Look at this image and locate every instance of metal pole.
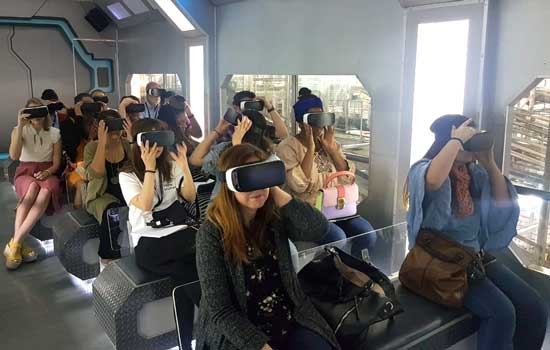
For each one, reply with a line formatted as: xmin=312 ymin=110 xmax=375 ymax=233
xmin=115 ymin=28 xmax=121 ymax=101
xmin=72 ymin=40 xmax=77 ymax=96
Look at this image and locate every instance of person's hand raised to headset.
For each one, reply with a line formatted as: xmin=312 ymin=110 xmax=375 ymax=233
xmin=232 ymin=117 xmax=253 ymax=146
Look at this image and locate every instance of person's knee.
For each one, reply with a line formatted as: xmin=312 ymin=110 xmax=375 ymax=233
xmin=323 ymin=223 xmax=346 ymax=243
xmin=492 ymin=297 xmax=517 ymax=334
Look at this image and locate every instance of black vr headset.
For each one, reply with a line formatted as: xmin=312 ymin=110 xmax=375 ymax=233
xmin=147 ymin=88 xmax=173 ymax=99
xmin=223 ymin=107 xmax=242 ymax=125
xmin=23 ymin=106 xmax=49 ymax=119
xmin=126 ymin=103 xmax=146 ymax=113
xmin=102 ymin=117 xmax=124 ymax=132
xmin=240 ymin=100 xmax=264 ymax=112
xmin=81 ymin=102 xmax=103 ymax=115
xmin=304 ymin=112 xmax=336 ymax=128
xmin=93 ymin=95 xmax=109 ymax=104
xmin=47 ymin=101 xmax=64 ymax=114
xmin=464 ymin=131 xmax=494 ymax=152
xmin=136 ymin=130 xmax=175 ymax=147
xmin=224 ymin=155 xmax=286 ymax=192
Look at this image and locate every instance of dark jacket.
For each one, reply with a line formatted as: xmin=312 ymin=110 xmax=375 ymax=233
xmin=195 ymin=199 xmax=341 ymax=350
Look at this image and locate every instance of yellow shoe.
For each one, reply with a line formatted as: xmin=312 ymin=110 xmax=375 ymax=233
xmin=3 ymin=240 xmax=22 ymax=270
xmin=22 ymin=245 xmax=38 ymax=263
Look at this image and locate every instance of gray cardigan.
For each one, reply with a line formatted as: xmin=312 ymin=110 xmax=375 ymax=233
xmin=195 ymin=199 xmax=341 ymax=350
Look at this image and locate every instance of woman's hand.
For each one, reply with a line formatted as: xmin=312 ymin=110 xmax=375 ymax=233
xmin=215 ymin=118 xmax=231 ymax=135
xmin=169 ymin=142 xmax=188 ymax=168
xmin=475 ymin=145 xmax=497 ymax=170
xmin=74 ymin=101 xmax=84 ymax=116
xmin=17 ymin=108 xmax=30 ymax=127
xmin=257 ymin=96 xmax=273 ymax=111
xmin=302 ymin=123 xmax=315 ymax=151
xmin=123 ymin=119 xmax=133 ymax=142
xmin=141 ymin=140 xmax=158 ymax=171
xmin=34 ymin=169 xmax=51 ymax=181
xmin=97 ymin=120 xmax=109 ymax=146
xmin=184 ymin=102 xmax=193 ymax=118
xmin=119 ymin=97 xmax=136 ymax=110
xmin=451 ymin=119 xmax=477 ymax=144
xmin=320 ymin=126 xmax=338 ymax=154
xmin=261 ymin=344 xmax=274 ymax=350
xmin=232 ymin=117 xmax=253 ymax=145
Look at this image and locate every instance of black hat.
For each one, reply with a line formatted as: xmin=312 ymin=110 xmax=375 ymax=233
xmin=424 ymin=114 xmax=476 ymax=159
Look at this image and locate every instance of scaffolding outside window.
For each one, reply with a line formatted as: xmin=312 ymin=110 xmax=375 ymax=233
xmin=128 ymin=73 xmax=183 ymax=102
xmin=503 ymin=78 xmax=550 ymax=275
xmin=221 ymin=74 xmax=371 ymax=200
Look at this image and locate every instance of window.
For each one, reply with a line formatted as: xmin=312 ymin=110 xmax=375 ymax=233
xmin=221 ymin=74 xmax=371 ymax=200
xmin=189 ymin=45 xmax=205 ymax=139
xmin=128 ymin=73 xmax=183 ymax=101
xmin=409 ymin=19 xmax=470 ymax=164
xmin=504 ymin=78 xmax=550 ymax=274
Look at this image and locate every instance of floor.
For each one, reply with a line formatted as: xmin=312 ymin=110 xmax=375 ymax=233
xmin=1 ymin=177 xmax=550 ymax=350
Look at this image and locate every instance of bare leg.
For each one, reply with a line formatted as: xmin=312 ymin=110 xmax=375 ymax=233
xmin=13 ymin=188 xmax=51 ymax=244
xmin=73 ymin=180 xmax=83 ymax=209
xmin=14 ymin=182 xmax=40 ymax=234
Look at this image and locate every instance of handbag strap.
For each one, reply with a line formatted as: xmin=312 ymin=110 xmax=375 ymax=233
xmin=324 ymin=170 xmax=356 ymax=188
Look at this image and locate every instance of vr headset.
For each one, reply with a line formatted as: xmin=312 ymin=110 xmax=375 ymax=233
xmin=103 ymin=117 xmax=124 ymax=132
xmin=23 ymin=106 xmax=49 ymax=119
xmin=464 ymin=131 xmax=494 ymax=152
xmin=223 ymin=107 xmax=242 ymax=125
xmin=304 ymin=112 xmax=336 ymax=128
xmin=240 ymin=100 xmax=264 ymax=112
xmin=126 ymin=103 xmax=146 ymax=113
xmin=81 ymin=102 xmax=103 ymax=114
xmin=147 ymin=88 xmax=173 ymax=99
xmin=136 ymin=130 xmax=175 ymax=147
xmin=47 ymin=101 xmax=64 ymax=114
xmin=93 ymin=95 xmax=109 ymax=104
xmin=224 ymin=156 xmax=286 ymax=192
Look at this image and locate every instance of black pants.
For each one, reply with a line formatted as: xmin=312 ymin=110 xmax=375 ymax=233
xmin=135 ymin=229 xmax=201 ymax=350
xmin=98 ymin=203 xmax=122 ymax=260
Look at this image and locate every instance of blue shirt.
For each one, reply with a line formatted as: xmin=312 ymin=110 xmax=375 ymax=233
xmin=201 ymin=141 xmax=232 ymax=200
xmin=144 ymin=102 xmax=160 ymax=119
xmin=407 ymin=160 xmax=519 ymax=251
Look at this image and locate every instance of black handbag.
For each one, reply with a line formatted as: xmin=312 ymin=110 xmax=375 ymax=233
xmin=298 ymin=247 xmax=403 ymax=347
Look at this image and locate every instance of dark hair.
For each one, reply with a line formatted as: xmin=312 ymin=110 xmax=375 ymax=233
xmin=120 ymin=95 xmax=140 ymax=104
xmin=298 ymin=87 xmax=312 ymax=98
xmin=241 ymin=110 xmax=273 ymax=152
xmin=207 ymin=144 xmax=279 ymax=264
xmin=232 ymin=90 xmax=256 ymax=106
xmin=41 ymin=89 xmax=58 ymax=101
xmin=98 ymin=109 xmax=121 ymax=121
xmin=74 ymin=92 xmax=92 ymax=105
xmin=125 ymin=119 xmax=173 ymax=183
xmin=168 ymin=95 xmax=186 ymax=111
xmin=157 ymin=104 xmax=185 ymax=143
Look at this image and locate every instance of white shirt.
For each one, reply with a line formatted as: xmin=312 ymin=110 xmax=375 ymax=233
xmin=144 ymin=101 xmax=160 ymax=119
xmin=18 ymin=125 xmax=60 ymax=163
xmin=119 ymin=162 xmax=184 ymax=246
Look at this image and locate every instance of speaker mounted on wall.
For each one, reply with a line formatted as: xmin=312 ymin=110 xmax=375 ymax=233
xmin=85 ymin=7 xmax=112 ymax=32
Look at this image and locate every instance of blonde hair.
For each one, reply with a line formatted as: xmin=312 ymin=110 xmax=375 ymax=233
xmin=25 ymin=98 xmax=51 ymax=131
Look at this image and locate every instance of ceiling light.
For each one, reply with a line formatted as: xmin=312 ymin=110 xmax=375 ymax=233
xmin=107 ymin=2 xmax=131 ymax=20
xmin=123 ymin=0 xmax=149 ymax=15
xmin=152 ymin=0 xmax=195 ymax=32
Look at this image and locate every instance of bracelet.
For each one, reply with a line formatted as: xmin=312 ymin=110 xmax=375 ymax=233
xmin=449 ymin=137 xmax=465 ymax=149
xmin=145 ymin=169 xmax=156 ymax=174
xmin=267 ymin=107 xmax=275 ymax=113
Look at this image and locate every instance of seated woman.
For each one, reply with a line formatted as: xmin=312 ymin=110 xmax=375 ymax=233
xmin=196 ymin=143 xmax=339 ymax=350
xmin=405 ymin=115 xmax=548 ymax=350
xmin=190 ymin=108 xmax=287 ymax=199
xmin=6 ymin=98 xmax=63 ymax=269
xmin=119 ymin=119 xmax=200 ymax=350
xmin=118 ymin=95 xmax=142 ymax=123
xmin=84 ymin=110 xmax=132 ymax=267
xmin=157 ymin=103 xmax=198 ymax=156
xmin=276 ymin=91 xmax=376 ymax=256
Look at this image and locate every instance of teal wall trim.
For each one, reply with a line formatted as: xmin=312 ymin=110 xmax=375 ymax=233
xmin=0 ymin=16 xmax=114 ymax=92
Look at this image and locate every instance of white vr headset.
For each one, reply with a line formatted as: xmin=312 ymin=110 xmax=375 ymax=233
xmin=303 ymin=112 xmax=336 ymax=128
xmin=224 ymin=155 xmax=286 ymax=192
xmin=136 ymin=130 xmax=175 ymax=147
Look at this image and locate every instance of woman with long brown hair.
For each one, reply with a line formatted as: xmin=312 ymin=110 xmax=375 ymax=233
xmin=195 ymin=143 xmax=339 ymax=350
xmin=6 ymin=98 xmax=62 ymax=269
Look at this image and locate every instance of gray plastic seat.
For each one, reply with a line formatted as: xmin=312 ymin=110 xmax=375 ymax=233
xmin=93 ymin=255 xmax=178 ymax=350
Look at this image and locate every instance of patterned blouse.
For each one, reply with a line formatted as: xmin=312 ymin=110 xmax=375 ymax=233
xmin=244 ymin=244 xmax=294 ymax=346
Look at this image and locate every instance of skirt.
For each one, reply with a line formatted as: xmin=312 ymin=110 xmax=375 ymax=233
xmin=14 ymin=161 xmax=63 ymax=215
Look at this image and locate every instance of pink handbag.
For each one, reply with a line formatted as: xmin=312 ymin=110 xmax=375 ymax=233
xmin=315 ymin=171 xmax=359 ymax=220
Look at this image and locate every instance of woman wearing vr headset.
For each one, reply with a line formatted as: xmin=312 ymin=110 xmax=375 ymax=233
xmin=157 ymin=95 xmax=202 ymax=156
xmin=404 ymin=115 xmax=547 ymax=350
xmin=6 ymin=98 xmax=63 ymax=270
xmin=276 ymin=91 xmax=376 ymax=257
xmin=119 ymin=119 xmax=200 ymax=350
xmin=196 ymin=143 xmax=339 ymax=350
xmin=84 ymin=110 xmax=132 ymax=268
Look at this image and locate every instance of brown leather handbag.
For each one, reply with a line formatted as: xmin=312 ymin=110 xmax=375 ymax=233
xmin=399 ymin=229 xmax=485 ymax=308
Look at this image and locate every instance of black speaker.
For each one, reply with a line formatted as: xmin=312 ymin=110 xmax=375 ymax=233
xmin=85 ymin=7 xmax=112 ymax=32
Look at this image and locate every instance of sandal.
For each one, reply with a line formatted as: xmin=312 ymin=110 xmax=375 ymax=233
xmin=22 ymin=245 xmax=38 ymax=263
xmin=3 ymin=240 xmax=22 ymax=270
